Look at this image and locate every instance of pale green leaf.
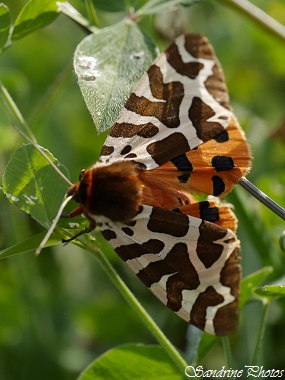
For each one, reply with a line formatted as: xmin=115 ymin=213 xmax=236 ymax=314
xmin=78 ymin=344 xmax=184 ymax=380
xmin=74 ymin=21 xmax=157 ymax=133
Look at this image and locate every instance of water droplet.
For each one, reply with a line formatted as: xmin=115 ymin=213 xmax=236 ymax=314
xmin=130 ymin=51 xmax=145 ymax=60
xmin=6 ymin=193 xmax=19 ymax=202
xmin=77 ymin=54 xmax=100 ymax=82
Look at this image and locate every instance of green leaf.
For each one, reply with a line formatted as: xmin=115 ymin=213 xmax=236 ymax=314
xmin=239 ymin=267 xmax=273 ymax=307
xmin=74 ymin=21 xmax=157 ymax=133
xmin=255 ymin=285 xmax=285 ymax=300
xmin=137 ymin=0 xmax=202 ymax=16
xmin=77 ymin=344 xmax=184 ymax=380
xmin=2 ymin=143 xmax=69 ymax=228
xmin=0 ymin=232 xmax=61 ymax=259
xmin=12 ymin=0 xmax=64 ymax=40
xmin=0 ymin=3 xmax=11 ymax=51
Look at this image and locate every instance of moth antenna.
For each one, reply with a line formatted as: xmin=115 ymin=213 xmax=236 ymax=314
xmin=12 ymin=123 xmax=73 ymax=187
xmin=35 ymin=195 xmax=73 ymax=256
xmin=239 ymin=177 xmax=285 ymax=221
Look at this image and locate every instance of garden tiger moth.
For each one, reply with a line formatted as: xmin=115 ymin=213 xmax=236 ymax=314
xmin=63 ymin=33 xmax=252 ymax=335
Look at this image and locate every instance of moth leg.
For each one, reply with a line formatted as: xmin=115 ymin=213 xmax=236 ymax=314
xmin=61 ymin=206 xmax=96 ymax=243
xmin=62 ymin=223 xmax=96 ymax=243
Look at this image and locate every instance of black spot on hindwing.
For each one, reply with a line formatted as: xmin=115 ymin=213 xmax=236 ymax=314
xmin=212 ymin=156 xmax=235 ymax=172
xmin=212 ymin=175 xmax=226 ymax=196
xmin=171 ymin=154 xmax=193 ymax=171
xmin=199 ymin=201 xmax=220 ymax=223
xmin=178 ymin=173 xmax=190 ymax=183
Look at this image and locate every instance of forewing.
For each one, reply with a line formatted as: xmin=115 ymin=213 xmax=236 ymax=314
xmin=100 ymin=34 xmax=233 ymax=169
xmin=99 ymin=204 xmax=240 ymax=336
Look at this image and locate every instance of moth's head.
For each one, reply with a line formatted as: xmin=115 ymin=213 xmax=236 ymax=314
xmin=67 ymin=169 xmax=89 ymax=205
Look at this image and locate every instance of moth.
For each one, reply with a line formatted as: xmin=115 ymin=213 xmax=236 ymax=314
xmin=65 ymin=33 xmax=251 ymax=335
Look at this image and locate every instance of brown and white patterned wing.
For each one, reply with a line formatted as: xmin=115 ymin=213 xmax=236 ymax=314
xmin=100 ymin=33 xmax=233 ymax=170
xmin=99 ymin=204 xmax=240 ymax=336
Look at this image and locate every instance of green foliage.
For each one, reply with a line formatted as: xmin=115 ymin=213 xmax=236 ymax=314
xmin=255 ymin=285 xmax=285 ymax=299
xmin=74 ymin=21 xmax=157 ymax=132
xmin=1 ymin=0 xmax=285 ymax=379
xmin=78 ymin=344 xmax=184 ymax=380
xmin=12 ymin=0 xmax=64 ymax=40
xmin=0 ymin=3 xmax=10 ymax=51
xmin=239 ymin=267 xmax=273 ymax=307
xmin=2 ymin=144 xmax=69 ymax=228
xmin=0 ymin=231 xmax=61 ymax=258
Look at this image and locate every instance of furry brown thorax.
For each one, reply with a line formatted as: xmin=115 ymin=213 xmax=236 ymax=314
xmin=67 ymin=161 xmax=144 ymax=222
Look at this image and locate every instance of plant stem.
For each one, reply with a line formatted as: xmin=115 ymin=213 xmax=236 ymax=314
xmin=0 ymin=82 xmax=36 ymax=143
xmin=222 ymin=336 xmax=233 ymax=368
xmin=218 ymin=0 xmax=285 ymax=44
xmin=28 ymin=62 xmax=73 ymax=130
xmin=85 ymin=0 xmax=100 ymax=27
xmin=251 ymin=300 xmax=269 ymax=365
xmin=58 ymin=2 xmax=97 ymax=34
xmin=86 ymin=242 xmax=188 ymax=371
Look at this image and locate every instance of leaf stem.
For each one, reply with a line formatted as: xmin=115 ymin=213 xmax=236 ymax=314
xmin=85 ymin=0 xmax=100 ymax=27
xmin=0 ymin=82 xmax=36 ymax=143
xmin=222 ymin=336 xmax=233 ymax=368
xmin=251 ymin=300 xmax=269 ymax=365
xmin=58 ymin=1 xmax=97 ymax=34
xmin=0 ymin=83 xmax=72 ymax=186
xmin=87 ymin=241 xmax=188 ymax=371
xmin=218 ymin=0 xmax=285 ymax=44
xmin=28 ymin=62 xmax=73 ymax=129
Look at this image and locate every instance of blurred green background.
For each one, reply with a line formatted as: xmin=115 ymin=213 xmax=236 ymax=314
xmin=1 ymin=1 xmax=285 ymax=379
